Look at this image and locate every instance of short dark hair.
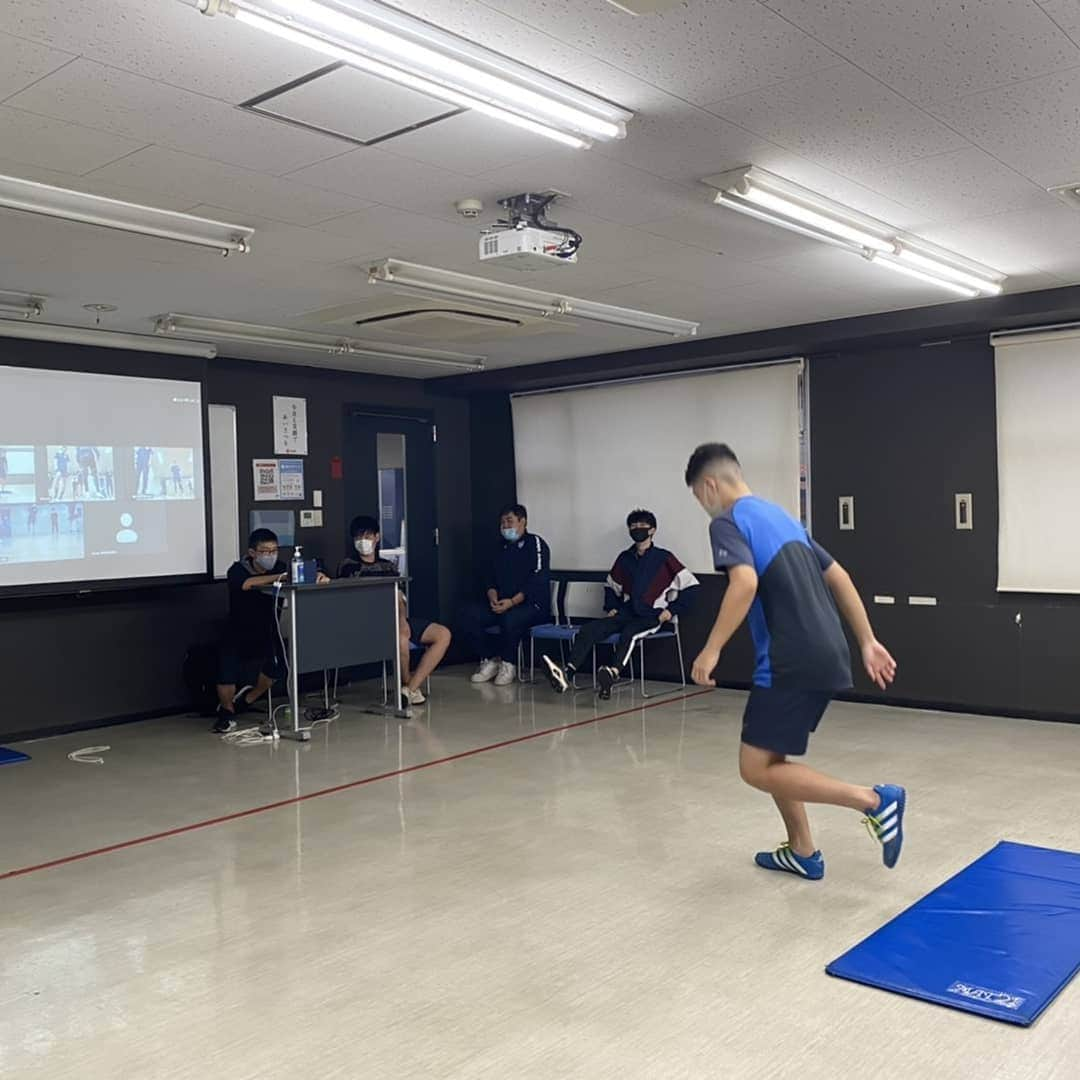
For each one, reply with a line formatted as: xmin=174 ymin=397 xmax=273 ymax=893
xmin=684 ymin=443 xmax=740 ymax=486
xmin=499 ymin=502 xmax=527 ymax=520
xmin=248 ymin=527 xmax=278 ymax=549
xmin=626 ymin=508 xmax=657 ymax=530
xmin=349 ymin=514 xmax=380 ymax=538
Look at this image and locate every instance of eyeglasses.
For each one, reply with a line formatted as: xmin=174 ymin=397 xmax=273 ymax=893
xmin=255 ymin=546 xmax=280 ymax=556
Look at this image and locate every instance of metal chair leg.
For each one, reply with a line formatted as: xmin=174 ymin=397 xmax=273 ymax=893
xmin=676 ymin=625 xmax=686 ymax=690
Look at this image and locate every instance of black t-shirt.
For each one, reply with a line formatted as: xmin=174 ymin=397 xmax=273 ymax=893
xmin=337 ymin=555 xmax=398 ymax=579
xmin=226 ymin=557 xmax=286 ymax=657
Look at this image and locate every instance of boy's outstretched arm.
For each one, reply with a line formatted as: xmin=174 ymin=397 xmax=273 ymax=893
xmin=823 ymin=562 xmax=897 ymax=690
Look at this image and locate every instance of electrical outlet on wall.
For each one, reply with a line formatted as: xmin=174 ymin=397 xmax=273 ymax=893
xmin=955 ymin=493 xmax=973 ymax=530
xmin=839 ymin=495 xmax=855 ymax=531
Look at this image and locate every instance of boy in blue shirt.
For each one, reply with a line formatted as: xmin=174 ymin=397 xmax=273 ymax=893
xmin=685 ymin=443 xmax=904 ymax=880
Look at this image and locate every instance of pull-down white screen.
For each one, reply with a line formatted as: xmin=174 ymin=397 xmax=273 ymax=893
xmin=0 ymin=365 xmax=207 ymax=589
xmin=512 ymin=363 xmax=802 ymax=572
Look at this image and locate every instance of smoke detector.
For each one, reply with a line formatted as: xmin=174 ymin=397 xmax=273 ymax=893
xmin=455 ymin=198 xmax=484 ymax=219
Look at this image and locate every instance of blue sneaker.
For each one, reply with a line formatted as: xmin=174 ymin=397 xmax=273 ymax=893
xmin=864 ymin=784 xmax=907 ymax=868
xmin=754 ymin=843 xmax=825 ymax=880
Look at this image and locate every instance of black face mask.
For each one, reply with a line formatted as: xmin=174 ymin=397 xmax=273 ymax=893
xmin=629 ymin=527 xmax=651 ymax=543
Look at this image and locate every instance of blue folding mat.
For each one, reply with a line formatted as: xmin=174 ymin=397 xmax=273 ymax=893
xmin=0 ymin=747 xmax=30 ymax=766
xmin=827 ymin=841 xmax=1080 ymax=1026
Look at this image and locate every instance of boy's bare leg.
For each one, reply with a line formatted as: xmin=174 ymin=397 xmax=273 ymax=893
xmin=772 ymin=793 xmax=815 ymax=858
xmin=740 ymin=743 xmax=876 ymax=814
xmin=408 ymin=625 xmax=452 ymax=691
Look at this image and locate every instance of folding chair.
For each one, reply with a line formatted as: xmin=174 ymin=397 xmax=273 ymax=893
xmin=528 ymin=580 xmax=583 ymax=685
xmin=598 ymin=617 xmax=686 ymax=699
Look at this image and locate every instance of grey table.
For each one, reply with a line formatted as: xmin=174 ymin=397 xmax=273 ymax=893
xmin=263 ymin=576 xmax=408 ymax=740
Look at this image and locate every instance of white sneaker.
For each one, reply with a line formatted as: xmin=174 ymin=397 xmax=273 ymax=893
xmin=471 ymin=659 xmax=500 ymax=683
xmin=494 ymin=661 xmax=517 ymax=687
xmin=403 ymin=686 xmax=426 ymax=705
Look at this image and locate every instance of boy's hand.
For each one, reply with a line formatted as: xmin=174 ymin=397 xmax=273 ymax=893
xmin=492 ymin=598 xmax=513 ymax=614
xmin=691 ymin=647 xmax=720 ymax=687
xmin=316 ymin=572 xmax=330 ymax=585
xmin=861 ymin=639 xmax=897 ymax=690
xmin=658 ymin=610 xmax=673 ymax=624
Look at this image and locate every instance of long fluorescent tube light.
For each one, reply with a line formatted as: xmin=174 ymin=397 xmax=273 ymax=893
xmin=367 ymin=259 xmax=699 ymax=337
xmin=0 ymin=319 xmax=217 ymax=358
xmin=155 ymin=314 xmax=485 ymax=370
xmin=865 ymin=254 xmax=979 ymax=298
xmin=0 ymin=295 xmax=44 ymax=319
xmin=199 ymin=0 xmax=631 ymax=148
xmin=0 ymin=174 xmax=254 ymax=255
xmin=704 ymin=165 xmax=1005 ymax=299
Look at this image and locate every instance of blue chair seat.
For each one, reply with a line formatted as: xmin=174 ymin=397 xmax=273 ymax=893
xmin=531 ymin=624 xmax=580 ymax=641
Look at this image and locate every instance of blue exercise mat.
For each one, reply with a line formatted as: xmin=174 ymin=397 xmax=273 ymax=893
xmin=0 ymin=747 xmax=30 ymax=766
xmin=827 ymin=841 xmax=1080 ymax=1026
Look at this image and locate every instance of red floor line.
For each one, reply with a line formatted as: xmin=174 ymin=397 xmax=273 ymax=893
xmin=1 ymin=688 xmax=713 ymax=883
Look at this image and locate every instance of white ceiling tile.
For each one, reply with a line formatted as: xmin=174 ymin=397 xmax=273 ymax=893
xmin=309 ymin=205 xmax=479 ymax=266
xmin=707 ymin=66 xmax=968 ymax=175
xmin=636 ymin=207 xmax=824 ymax=261
xmin=288 ymin=145 xmax=476 ymax=219
xmin=918 ymin=202 xmax=1080 ymax=274
xmin=477 ymin=0 xmax=838 ymax=104
xmin=1039 ymin=1 xmax=1080 ymax=42
xmin=378 ymin=113 xmax=554 ymax=178
xmin=0 ymin=106 xmax=146 ymax=175
xmin=183 ymin=205 xmax=380 ymax=266
xmin=929 ymin=68 xmax=1080 ymax=188
xmin=6 ymin=59 xmax=348 ymax=174
xmin=586 ymin=278 xmax=733 ymax=323
xmin=476 ymin=154 xmax=696 ymax=227
xmin=0 ymin=153 xmax=205 ymax=212
xmin=89 ymin=146 xmax=373 ymax=227
xmin=847 ymin=147 xmax=1047 ymax=228
xmin=763 ymin=0 xmax=1080 ymax=105
xmin=0 ymin=30 xmax=74 ymax=101
xmin=376 ymin=0 xmax=595 ymax=76
xmin=0 ymin=0 xmax=328 ymax=105
xmin=259 ymin=67 xmax=453 ymax=144
xmin=593 ymin=102 xmax=775 ymax=184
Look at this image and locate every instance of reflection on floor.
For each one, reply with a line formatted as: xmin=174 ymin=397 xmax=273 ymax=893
xmin=2 ymin=672 xmax=1078 ymax=1079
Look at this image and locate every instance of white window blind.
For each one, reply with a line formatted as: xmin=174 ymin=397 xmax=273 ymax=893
xmin=512 ymin=362 xmax=802 ymax=572
xmin=208 ymin=403 xmax=239 ymax=579
xmin=994 ymin=327 xmax=1080 ymax=593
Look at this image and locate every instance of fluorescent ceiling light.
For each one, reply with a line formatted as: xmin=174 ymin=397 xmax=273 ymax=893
xmin=0 ymin=174 xmax=254 ymax=254
xmin=155 ymin=314 xmax=485 ymax=370
xmin=704 ymin=165 xmax=1004 ymax=300
xmin=865 ymin=254 xmax=980 ymax=298
xmin=0 ymin=319 xmax=217 ymax=358
xmin=367 ymin=259 xmax=699 ymax=338
xmin=892 ymin=245 xmax=1003 ymax=295
xmin=199 ymin=0 xmax=631 ymax=149
xmin=0 ymin=294 xmax=44 ymax=319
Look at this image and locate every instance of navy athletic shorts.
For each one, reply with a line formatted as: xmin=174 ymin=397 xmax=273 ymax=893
xmin=407 ymin=617 xmax=432 ymax=646
xmin=741 ymin=687 xmax=833 ymax=756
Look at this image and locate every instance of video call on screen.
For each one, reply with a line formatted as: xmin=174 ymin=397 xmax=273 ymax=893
xmin=0 ymin=365 xmax=208 ymax=589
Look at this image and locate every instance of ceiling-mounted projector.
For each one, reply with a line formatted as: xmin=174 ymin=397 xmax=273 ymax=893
xmin=478 ymin=192 xmax=582 ymax=270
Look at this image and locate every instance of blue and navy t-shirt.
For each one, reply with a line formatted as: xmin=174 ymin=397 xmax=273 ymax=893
xmin=710 ymin=496 xmax=851 ymax=691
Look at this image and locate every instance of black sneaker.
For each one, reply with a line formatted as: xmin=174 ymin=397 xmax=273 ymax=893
xmin=597 ymin=665 xmax=618 ymax=701
xmin=232 ymin=685 xmax=255 ymax=715
xmin=212 ymin=708 xmax=237 ymax=734
xmin=542 ymin=655 xmax=570 ymax=694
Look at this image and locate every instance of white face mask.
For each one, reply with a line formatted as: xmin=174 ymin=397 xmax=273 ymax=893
xmin=355 ymin=538 xmax=376 ymax=556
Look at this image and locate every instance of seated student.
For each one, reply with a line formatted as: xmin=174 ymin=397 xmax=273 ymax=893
xmin=337 ymin=514 xmax=452 ymax=707
xmin=542 ymin=509 xmax=700 ymax=700
xmin=459 ymin=503 xmax=551 ymax=686
xmin=214 ymin=528 xmax=329 ymax=734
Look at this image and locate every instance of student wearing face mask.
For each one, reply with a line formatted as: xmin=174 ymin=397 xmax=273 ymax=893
xmin=543 ymin=509 xmax=700 ymax=700
xmin=337 ymin=515 xmax=451 ymax=706
xmin=458 ymin=503 xmax=551 ymax=686
xmin=214 ymin=528 xmax=328 ymax=734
